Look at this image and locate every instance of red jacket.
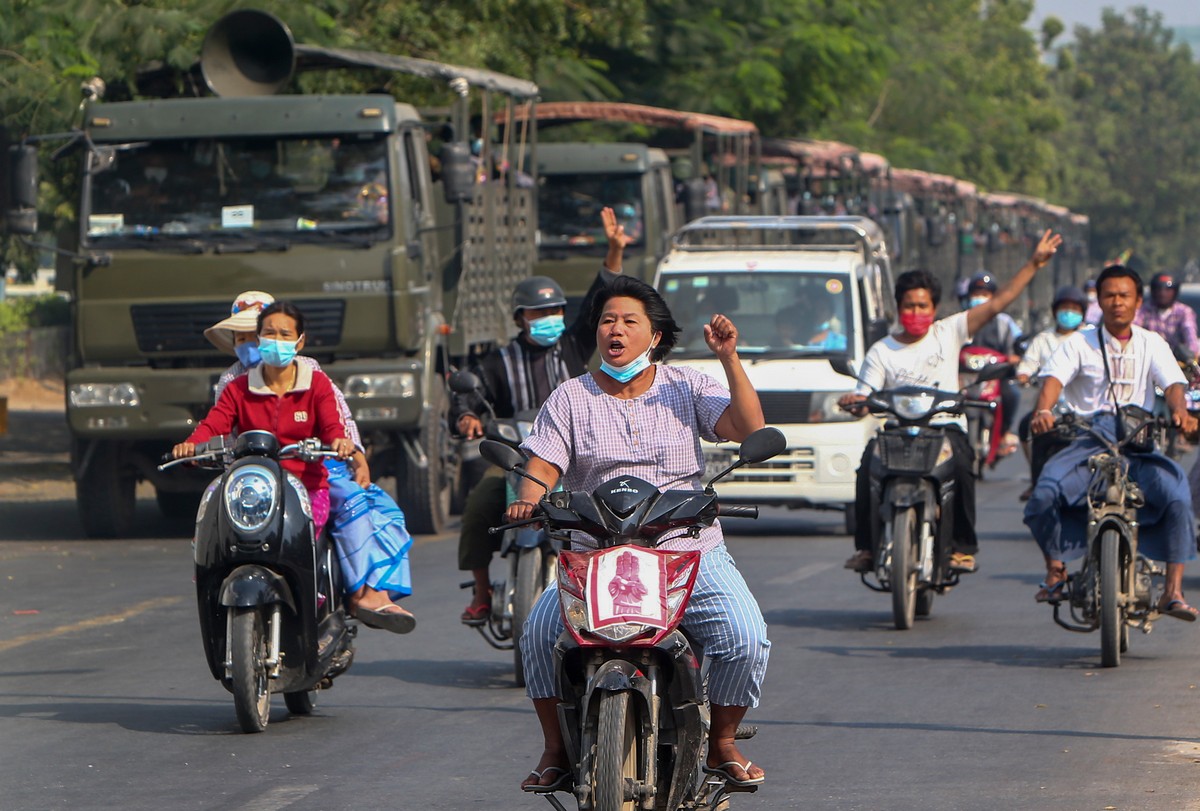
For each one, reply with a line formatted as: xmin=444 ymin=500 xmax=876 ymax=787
xmin=187 ymin=363 xmax=347 ymax=491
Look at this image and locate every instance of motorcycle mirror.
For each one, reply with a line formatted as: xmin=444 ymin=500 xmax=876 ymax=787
xmin=973 ymin=361 xmax=1014 ymax=384
xmin=828 ymin=357 xmax=857 ymax=379
xmin=479 ymin=439 xmax=525 ymax=471
xmin=738 ymin=426 xmax=787 ymax=465
xmin=448 ymin=369 xmax=483 ymax=394
xmin=706 ymin=427 xmax=787 ymax=491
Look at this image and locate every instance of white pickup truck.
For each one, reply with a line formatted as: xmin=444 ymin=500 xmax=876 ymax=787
xmin=654 ymin=216 xmax=895 ymax=533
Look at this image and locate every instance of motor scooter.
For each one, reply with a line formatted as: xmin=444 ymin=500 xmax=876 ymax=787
xmin=448 ymin=370 xmax=561 ymax=687
xmin=482 ymin=426 xmax=786 ymax=811
xmin=835 ymin=358 xmax=1010 ymax=629
xmin=159 ymin=430 xmax=355 ymax=732
xmin=959 ymin=345 xmax=1009 ymax=477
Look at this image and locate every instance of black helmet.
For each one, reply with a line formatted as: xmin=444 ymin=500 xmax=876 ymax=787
xmin=967 ymin=271 xmax=997 ymax=294
xmin=1052 ymin=285 xmax=1087 ymax=310
xmin=1150 ymin=273 xmax=1177 ymax=293
xmin=512 ymin=276 xmax=567 ymax=313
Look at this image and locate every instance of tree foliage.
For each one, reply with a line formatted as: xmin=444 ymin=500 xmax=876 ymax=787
xmin=3 ymin=1 xmax=1200 ymax=270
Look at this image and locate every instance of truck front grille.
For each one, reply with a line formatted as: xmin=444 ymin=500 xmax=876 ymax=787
xmin=758 ymin=391 xmax=816 ymax=424
xmin=130 ymin=299 xmax=345 ymax=353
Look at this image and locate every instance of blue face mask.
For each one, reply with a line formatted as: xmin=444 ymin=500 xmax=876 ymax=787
xmin=600 ymin=342 xmax=658 ymax=384
xmin=527 ymin=314 xmax=566 ymax=347
xmin=234 ymin=341 xmax=261 ymax=368
xmin=1056 ymin=310 xmax=1084 ymax=330
xmin=968 ymin=296 xmax=989 ymax=309
xmin=258 ymin=337 xmax=300 ymax=368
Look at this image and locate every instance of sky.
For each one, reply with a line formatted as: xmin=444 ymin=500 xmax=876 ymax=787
xmin=1030 ymin=0 xmax=1200 ymax=32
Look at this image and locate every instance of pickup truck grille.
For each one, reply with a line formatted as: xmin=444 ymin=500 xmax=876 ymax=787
xmin=130 ymin=299 xmax=345 ymax=353
xmin=758 ymin=391 xmax=816 ymax=424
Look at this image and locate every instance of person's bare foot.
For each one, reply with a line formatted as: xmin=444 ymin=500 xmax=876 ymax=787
xmin=520 ymin=748 xmax=571 ymax=789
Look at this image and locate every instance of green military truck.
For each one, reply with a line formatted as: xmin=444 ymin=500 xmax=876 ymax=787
xmin=4 ymin=10 xmax=538 ymax=537
xmin=533 ymin=143 xmax=680 ymax=319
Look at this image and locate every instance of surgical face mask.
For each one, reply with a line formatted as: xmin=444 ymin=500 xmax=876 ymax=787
xmin=258 ymin=337 xmax=300 ymax=368
xmin=526 ymin=314 xmax=566 ymax=347
xmin=967 ymin=296 xmax=989 ymax=309
xmin=234 ymin=341 xmax=262 ymax=368
xmin=1087 ymin=291 xmax=1097 ymax=304
xmin=1055 ymin=310 xmax=1084 ymax=330
xmin=144 ymin=166 xmax=167 ymax=183
xmin=600 ymin=341 xmax=658 ymax=384
xmin=899 ymin=312 xmax=935 ymax=338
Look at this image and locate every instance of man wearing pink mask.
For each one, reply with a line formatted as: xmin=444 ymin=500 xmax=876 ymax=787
xmin=839 ymin=230 xmax=1063 ymax=574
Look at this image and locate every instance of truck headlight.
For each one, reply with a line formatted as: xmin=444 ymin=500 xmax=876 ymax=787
xmin=345 ymin=372 xmax=416 ymax=399
xmin=814 ymin=391 xmax=861 ymax=422
xmin=69 ymin=382 xmax=140 ymax=407
xmin=224 ymin=465 xmax=277 ymax=533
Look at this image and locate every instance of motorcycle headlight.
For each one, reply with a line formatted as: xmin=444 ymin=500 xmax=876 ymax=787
xmin=893 ymin=392 xmax=936 ymax=420
xmin=223 ymin=465 xmax=277 ymax=533
xmin=963 ymin=354 xmax=989 ymax=372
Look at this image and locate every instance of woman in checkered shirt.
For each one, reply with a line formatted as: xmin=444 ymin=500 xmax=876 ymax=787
xmin=507 ymin=276 xmax=771 ymax=792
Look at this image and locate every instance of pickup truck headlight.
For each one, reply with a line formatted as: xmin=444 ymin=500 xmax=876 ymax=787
xmin=69 ymin=382 xmax=140 ymax=408
xmin=814 ymin=391 xmax=861 ymax=422
xmin=345 ymin=372 xmax=416 ymax=399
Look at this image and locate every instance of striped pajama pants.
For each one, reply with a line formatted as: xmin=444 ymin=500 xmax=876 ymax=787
xmin=521 ymin=544 xmax=771 ymax=707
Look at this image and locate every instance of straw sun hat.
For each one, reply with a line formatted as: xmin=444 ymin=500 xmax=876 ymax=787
xmin=203 ymin=290 xmax=276 ymax=356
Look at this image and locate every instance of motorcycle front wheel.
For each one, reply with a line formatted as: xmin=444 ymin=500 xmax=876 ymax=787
xmin=594 ymin=691 xmax=639 ymax=811
xmin=1099 ymin=529 xmax=1125 ymax=668
xmin=229 ymin=606 xmax=272 ymax=732
xmin=891 ymin=507 xmax=919 ymax=630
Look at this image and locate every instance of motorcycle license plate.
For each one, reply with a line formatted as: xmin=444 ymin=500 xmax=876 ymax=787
xmin=586 ymin=546 xmax=671 ymax=632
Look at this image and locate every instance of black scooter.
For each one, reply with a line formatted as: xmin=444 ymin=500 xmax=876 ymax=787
xmin=482 ymin=427 xmax=786 ymax=811
xmin=159 ymin=430 xmax=355 ymax=732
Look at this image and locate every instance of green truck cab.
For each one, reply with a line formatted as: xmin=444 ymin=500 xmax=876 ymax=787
xmin=8 ymin=11 xmax=538 ymax=538
xmin=533 ymin=143 xmax=679 ymax=319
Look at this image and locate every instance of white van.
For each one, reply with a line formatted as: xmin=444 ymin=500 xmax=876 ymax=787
xmin=654 ymin=216 xmax=895 ymax=533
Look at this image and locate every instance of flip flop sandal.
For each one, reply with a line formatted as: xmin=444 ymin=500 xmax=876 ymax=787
xmin=1159 ymin=598 xmax=1199 ymax=622
xmin=355 ymin=605 xmax=417 ymax=634
xmin=703 ymin=760 xmax=765 ymax=788
xmin=522 ymin=766 xmax=573 ymax=793
xmin=460 ymin=603 xmax=489 ymax=626
xmin=1035 ymin=578 xmax=1068 ymax=604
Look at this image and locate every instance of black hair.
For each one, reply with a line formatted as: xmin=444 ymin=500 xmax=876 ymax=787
xmin=894 ymin=269 xmax=941 ymax=308
xmin=257 ymin=300 xmax=306 ymax=336
xmin=1095 ymin=264 xmax=1143 ymax=298
xmin=590 ymin=276 xmax=681 ymax=361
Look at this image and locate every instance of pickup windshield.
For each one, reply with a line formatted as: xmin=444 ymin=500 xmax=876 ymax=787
xmin=661 ymin=270 xmax=855 ymax=357
xmin=83 ymin=135 xmax=391 ymax=245
xmin=537 ymin=173 xmax=644 ymax=255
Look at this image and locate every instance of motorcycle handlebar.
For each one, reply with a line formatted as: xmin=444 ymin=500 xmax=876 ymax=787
xmin=963 ymin=399 xmax=997 ymax=411
xmin=718 ymin=504 xmax=759 ymax=518
xmin=488 ymin=515 xmax=544 ymax=535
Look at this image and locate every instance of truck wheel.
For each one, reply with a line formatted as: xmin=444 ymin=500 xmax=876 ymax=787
xmin=396 ymin=388 xmax=453 ymax=535
xmin=76 ymin=440 xmax=136 ymax=539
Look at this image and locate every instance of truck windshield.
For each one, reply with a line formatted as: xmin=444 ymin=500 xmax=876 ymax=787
xmin=537 ymin=173 xmax=644 ymax=255
xmin=83 ymin=135 xmax=391 ymax=245
xmin=661 ymin=271 xmax=855 ymax=357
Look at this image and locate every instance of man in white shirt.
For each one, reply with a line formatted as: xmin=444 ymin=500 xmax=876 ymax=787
xmin=840 ymin=230 xmax=1063 ymax=574
xmin=1026 ymin=265 xmax=1199 ymax=619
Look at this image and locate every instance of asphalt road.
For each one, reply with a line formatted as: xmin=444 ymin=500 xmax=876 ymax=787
xmin=3 ymin=445 xmax=1200 ymax=810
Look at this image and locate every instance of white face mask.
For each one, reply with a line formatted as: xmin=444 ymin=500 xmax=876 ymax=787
xmin=144 ymin=167 xmax=167 ymax=183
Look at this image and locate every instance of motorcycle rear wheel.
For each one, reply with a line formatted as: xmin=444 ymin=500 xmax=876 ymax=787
xmin=1099 ymin=529 xmax=1124 ymax=668
xmin=891 ymin=507 xmax=919 ymax=630
xmin=594 ymin=691 xmax=639 ymax=811
xmin=230 ymin=607 xmax=272 ymax=732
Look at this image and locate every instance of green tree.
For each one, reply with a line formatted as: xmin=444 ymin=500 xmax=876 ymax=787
xmin=1048 ymin=7 xmax=1200 ymax=270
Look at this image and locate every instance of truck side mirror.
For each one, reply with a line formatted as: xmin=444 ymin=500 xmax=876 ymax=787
xmin=441 ymin=141 xmax=474 ymax=204
xmin=5 ymin=145 xmax=38 ymax=236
